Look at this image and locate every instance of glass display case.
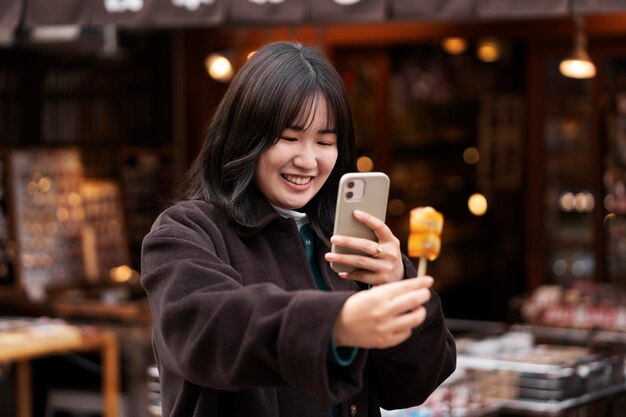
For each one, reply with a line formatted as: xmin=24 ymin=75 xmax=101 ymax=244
xmin=525 ymin=39 xmax=626 ymax=293
xmin=542 ymin=56 xmax=597 ymax=285
xmin=538 ymin=47 xmax=626 ymax=290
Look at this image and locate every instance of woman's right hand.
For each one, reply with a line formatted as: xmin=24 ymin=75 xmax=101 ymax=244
xmin=333 ymin=276 xmax=434 ymax=349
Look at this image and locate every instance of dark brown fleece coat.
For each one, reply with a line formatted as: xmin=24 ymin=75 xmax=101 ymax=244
xmin=141 ymin=199 xmax=456 ymax=417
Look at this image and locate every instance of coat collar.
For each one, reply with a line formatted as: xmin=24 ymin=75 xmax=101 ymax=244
xmin=233 ymin=193 xmax=290 ymax=238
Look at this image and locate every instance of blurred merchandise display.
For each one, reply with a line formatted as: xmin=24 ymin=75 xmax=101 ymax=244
xmin=80 ymin=179 xmax=130 ymax=281
xmin=383 ymin=324 xmax=626 ymax=417
xmin=519 ymin=281 xmax=626 ymax=332
xmin=2 ymin=148 xmax=157 ymax=310
xmin=455 ymin=331 xmax=626 ymax=414
xmin=9 ymin=148 xmax=86 ymax=300
xmin=381 ymin=369 xmax=501 ymax=417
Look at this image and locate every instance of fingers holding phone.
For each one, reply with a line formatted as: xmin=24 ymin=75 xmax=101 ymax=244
xmin=329 ymin=172 xmax=388 ymax=274
xmin=327 ymin=172 xmax=404 ymax=285
xmin=326 ymin=209 xmax=404 ymax=285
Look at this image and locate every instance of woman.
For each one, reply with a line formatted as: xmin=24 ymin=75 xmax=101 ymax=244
xmin=141 ymin=41 xmax=456 ymax=417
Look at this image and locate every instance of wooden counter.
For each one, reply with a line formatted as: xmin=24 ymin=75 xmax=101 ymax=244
xmin=0 ymin=321 xmax=119 ymax=417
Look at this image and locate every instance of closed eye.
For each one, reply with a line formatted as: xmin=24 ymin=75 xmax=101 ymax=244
xmin=279 ymin=136 xmax=297 ymax=142
xmin=318 ymin=132 xmax=337 ymax=146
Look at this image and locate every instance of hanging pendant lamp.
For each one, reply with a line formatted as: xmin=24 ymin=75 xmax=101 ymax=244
xmin=559 ymin=16 xmax=596 ymax=79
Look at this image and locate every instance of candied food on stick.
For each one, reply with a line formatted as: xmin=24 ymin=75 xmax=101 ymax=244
xmin=408 ymin=207 xmax=443 ymax=276
xmin=408 ymin=232 xmax=441 ymax=261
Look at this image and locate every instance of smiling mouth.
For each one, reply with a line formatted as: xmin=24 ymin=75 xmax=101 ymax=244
xmin=283 ymin=174 xmax=312 ymax=185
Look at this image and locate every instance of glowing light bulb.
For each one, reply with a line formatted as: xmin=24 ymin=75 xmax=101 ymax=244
xmin=356 ymin=156 xmax=374 ymax=172
xmin=477 ymin=38 xmax=501 ymax=62
xmin=205 ymin=53 xmax=234 ymax=83
xmin=559 ymin=19 xmax=596 ymax=79
xmin=441 ymin=37 xmax=467 ymax=55
xmin=468 ymin=193 xmax=488 ymax=216
xmin=559 ymin=58 xmax=596 ymax=79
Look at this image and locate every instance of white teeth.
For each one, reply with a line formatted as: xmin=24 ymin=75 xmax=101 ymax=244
xmin=284 ymin=175 xmax=311 ymax=185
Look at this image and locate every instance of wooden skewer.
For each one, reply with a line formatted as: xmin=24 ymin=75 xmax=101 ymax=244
xmin=417 ymin=256 xmax=427 ymax=277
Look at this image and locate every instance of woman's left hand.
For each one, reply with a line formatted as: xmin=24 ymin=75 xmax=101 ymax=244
xmin=324 ymin=209 xmax=405 ymax=286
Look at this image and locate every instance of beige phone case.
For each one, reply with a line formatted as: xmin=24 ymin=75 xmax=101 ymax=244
xmin=330 ymin=172 xmax=390 ymax=273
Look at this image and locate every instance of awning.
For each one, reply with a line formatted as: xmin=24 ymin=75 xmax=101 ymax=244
xmin=476 ymin=0 xmax=570 ymax=19
xmin=0 ymin=0 xmax=23 ymax=29
xmin=391 ymin=0 xmax=474 ymax=20
xmin=90 ymin=0 xmax=229 ymax=27
xmin=24 ymin=0 xmax=91 ymax=27
xmin=311 ymin=0 xmax=386 ymax=23
xmin=229 ymin=0 xmax=306 ymax=24
xmin=4 ymin=0 xmax=626 ymax=29
xmin=21 ymin=0 xmax=229 ymax=28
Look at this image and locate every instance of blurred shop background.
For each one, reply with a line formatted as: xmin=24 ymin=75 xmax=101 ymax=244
xmin=1 ymin=1 xmax=626 ymax=416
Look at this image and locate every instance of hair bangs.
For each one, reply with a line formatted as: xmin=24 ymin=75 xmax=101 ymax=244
xmin=291 ymin=95 xmax=336 ymax=134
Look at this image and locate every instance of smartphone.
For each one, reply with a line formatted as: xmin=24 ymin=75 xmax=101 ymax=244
xmin=330 ymin=172 xmax=390 ymax=273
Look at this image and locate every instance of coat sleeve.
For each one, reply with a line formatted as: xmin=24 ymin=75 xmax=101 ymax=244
xmin=370 ymin=255 xmax=457 ymax=410
xmin=140 ymin=202 xmax=366 ymax=403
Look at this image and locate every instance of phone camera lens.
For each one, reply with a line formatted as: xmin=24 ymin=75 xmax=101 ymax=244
xmin=346 ymin=191 xmax=354 ymax=199
xmin=347 ymin=181 xmax=354 ymax=189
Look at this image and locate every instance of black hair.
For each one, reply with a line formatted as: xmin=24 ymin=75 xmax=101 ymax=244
xmin=180 ymin=41 xmax=356 ymax=239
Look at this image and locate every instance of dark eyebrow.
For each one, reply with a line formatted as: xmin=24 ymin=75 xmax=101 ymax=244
xmin=287 ymin=125 xmax=337 ymax=135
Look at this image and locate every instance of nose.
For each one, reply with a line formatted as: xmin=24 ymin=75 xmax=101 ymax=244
xmin=293 ymin=145 xmax=317 ymax=170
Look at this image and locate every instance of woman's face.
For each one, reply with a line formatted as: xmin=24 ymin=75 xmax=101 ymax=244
xmin=255 ymin=95 xmax=338 ymax=210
